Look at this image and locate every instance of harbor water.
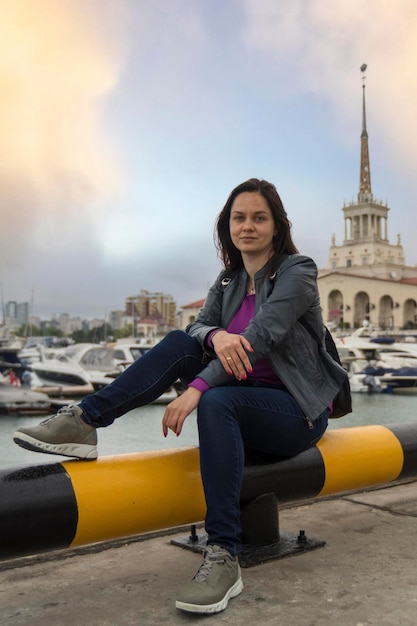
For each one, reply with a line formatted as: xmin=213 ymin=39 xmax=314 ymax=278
xmin=1 ymin=392 xmax=417 ymax=471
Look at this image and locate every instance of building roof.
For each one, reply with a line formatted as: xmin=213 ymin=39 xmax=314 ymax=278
xmin=181 ymin=299 xmax=205 ymax=309
xmin=137 ymin=317 xmax=159 ymax=325
xmin=399 ymin=277 xmax=417 ymax=285
xmin=319 ymin=270 xmax=417 ymax=285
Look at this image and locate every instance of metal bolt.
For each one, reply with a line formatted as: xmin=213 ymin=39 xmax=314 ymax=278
xmin=189 ymin=524 xmax=199 ymax=543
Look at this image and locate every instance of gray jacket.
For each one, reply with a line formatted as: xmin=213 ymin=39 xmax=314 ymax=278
xmin=186 ymin=254 xmax=347 ymax=421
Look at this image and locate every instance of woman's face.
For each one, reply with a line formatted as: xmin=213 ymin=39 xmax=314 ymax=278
xmin=229 ymin=192 xmax=276 ymax=261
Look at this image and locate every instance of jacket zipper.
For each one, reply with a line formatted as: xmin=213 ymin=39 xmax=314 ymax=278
xmin=305 ymin=416 xmax=314 ymax=429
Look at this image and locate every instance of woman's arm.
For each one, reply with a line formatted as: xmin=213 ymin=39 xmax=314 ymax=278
xmin=162 ymin=387 xmax=202 ymax=437
xmin=210 ymin=330 xmax=253 ymax=380
xmin=185 ymin=273 xmax=229 ymax=345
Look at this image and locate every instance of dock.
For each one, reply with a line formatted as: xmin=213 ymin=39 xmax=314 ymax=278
xmin=1 ymin=479 xmax=416 ymax=625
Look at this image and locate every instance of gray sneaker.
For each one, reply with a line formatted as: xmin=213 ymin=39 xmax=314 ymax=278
xmin=175 ymin=544 xmax=243 ymax=614
xmin=13 ymin=405 xmax=98 ymax=460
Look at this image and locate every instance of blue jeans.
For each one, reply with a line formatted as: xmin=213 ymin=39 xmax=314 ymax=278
xmin=80 ymin=330 xmax=328 ymax=556
xmin=80 ymin=330 xmax=204 ymax=427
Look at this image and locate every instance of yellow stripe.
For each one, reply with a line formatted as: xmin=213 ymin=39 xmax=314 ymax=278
xmin=63 ymin=447 xmax=205 ymax=547
xmin=317 ymin=425 xmax=404 ymax=496
xmin=63 ymin=427 xmax=406 ymax=547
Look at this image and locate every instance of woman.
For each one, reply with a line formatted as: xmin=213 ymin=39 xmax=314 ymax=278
xmin=13 ymin=178 xmax=347 ymax=615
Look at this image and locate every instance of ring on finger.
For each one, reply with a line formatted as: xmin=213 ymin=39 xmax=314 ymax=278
xmin=226 ymin=356 xmax=232 ymax=361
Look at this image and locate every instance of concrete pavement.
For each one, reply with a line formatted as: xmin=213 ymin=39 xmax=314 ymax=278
xmin=1 ymin=480 xmax=417 ymax=625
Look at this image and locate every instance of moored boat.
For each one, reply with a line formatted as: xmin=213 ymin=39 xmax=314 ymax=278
xmin=28 ymin=343 xmax=120 ymax=394
xmin=0 ymin=383 xmax=52 ymax=415
xmin=334 ymin=327 xmax=417 ymax=394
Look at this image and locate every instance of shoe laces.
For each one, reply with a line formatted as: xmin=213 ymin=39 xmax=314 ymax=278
xmin=193 ymin=546 xmax=228 ymax=582
xmin=41 ymin=405 xmax=79 ymax=425
xmin=58 ymin=405 xmax=79 ymax=417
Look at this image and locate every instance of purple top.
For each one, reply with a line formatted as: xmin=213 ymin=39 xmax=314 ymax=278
xmin=189 ymin=294 xmax=283 ymax=394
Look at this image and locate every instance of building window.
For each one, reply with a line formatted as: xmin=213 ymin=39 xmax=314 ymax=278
xmin=362 ymin=257 xmax=368 ymax=265
xmin=346 ymin=259 xmax=352 ymax=268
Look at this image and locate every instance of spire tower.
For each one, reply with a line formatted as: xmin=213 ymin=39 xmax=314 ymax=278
xmin=358 ymin=63 xmax=372 ymax=203
xmin=327 ymin=63 xmax=405 ymax=271
xmin=319 ymin=64 xmax=415 ymax=331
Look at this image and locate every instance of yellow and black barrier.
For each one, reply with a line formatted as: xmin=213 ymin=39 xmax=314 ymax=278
xmin=1 ymin=422 xmax=417 ymax=561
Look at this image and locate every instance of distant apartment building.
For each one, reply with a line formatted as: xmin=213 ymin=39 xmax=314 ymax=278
xmin=37 ymin=315 xmax=89 ymax=335
xmin=66 ymin=317 xmax=83 ymax=334
xmin=125 ymin=290 xmax=178 ymax=334
xmin=4 ymin=301 xmax=30 ymax=327
xmin=59 ymin=313 xmax=70 ymax=334
xmin=5 ymin=301 xmax=17 ymax=319
xmin=108 ymin=310 xmax=125 ymax=330
xmin=30 ymin=315 xmax=41 ymax=329
xmin=17 ymin=302 xmax=29 ymax=325
xmin=86 ymin=318 xmax=108 ymax=331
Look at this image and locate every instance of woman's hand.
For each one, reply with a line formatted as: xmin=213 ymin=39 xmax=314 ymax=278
xmin=162 ymin=386 xmax=202 ymax=437
xmin=212 ymin=330 xmax=254 ymax=380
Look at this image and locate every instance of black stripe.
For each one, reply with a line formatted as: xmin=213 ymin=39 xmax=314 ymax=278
xmin=385 ymin=422 xmax=417 ymax=480
xmin=241 ymin=445 xmax=325 ymax=504
xmin=0 ymin=463 xmax=78 ymax=559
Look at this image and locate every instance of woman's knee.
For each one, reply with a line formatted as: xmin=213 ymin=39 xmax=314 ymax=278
xmin=163 ymin=329 xmax=188 ymax=343
xmin=163 ymin=329 xmax=200 ymax=351
xmin=198 ymin=388 xmax=227 ymax=412
xmin=197 ymin=388 xmax=232 ymax=432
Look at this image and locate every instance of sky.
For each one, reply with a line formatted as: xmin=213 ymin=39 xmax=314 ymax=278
xmin=1 ymin=0 xmax=417 ymax=320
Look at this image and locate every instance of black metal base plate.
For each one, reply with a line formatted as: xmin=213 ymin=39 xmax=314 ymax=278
xmin=171 ymin=530 xmax=325 ymax=568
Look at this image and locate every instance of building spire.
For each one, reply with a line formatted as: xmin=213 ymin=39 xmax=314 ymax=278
xmin=358 ymin=63 xmax=372 ymax=202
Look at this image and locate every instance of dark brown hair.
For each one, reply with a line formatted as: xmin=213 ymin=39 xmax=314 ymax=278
xmin=215 ymin=178 xmax=298 ymax=276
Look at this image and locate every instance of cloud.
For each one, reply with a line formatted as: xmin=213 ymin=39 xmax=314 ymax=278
xmin=0 ymin=0 xmax=125 ymax=273
xmin=242 ymin=0 xmax=417 ymax=177
xmin=2 ymin=1 xmax=416 ymax=320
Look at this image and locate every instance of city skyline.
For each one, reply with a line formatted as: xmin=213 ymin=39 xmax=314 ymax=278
xmin=2 ymin=288 xmax=183 ymax=328
xmin=1 ymin=2 xmax=416 ymax=319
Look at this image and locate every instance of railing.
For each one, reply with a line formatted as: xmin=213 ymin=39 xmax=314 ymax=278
xmin=1 ymin=422 xmax=416 ymax=564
